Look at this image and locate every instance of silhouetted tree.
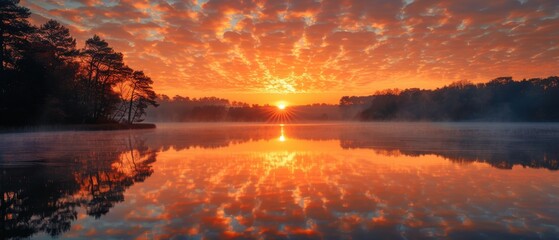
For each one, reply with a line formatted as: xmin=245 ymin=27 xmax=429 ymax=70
xmin=21 ymin=20 xmax=80 ymax=123
xmin=79 ymin=35 xmax=131 ymax=122
xmin=119 ymin=71 xmax=158 ymax=123
xmin=0 ymin=0 xmax=33 ymax=125
xmin=34 ymin=20 xmax=78 ymax=61
xmin=0 ymin=2 xmax=158 ymax=126
xmin=350 ymin=76 xmax=559 ymax=121
xmin=0 ymin=0 xmax=31 ymax=74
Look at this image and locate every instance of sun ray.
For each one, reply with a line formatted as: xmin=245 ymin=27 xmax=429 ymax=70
xmin=264 ymin=103 xmax=298 ymax=123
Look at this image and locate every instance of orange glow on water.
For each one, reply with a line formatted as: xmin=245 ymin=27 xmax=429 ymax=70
xmin=278 ymin=124 xmax=286 ymax=142
xmin=84 ymin=134 xmax=559 ymax=239
xmin=3 ymin=123 xmax=559 ymax=238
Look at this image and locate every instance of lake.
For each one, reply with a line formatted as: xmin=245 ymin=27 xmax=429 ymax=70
xmin=1 ymin=123 xmax=559 ymax=239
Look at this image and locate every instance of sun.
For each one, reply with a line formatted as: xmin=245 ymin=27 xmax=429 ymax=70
xmin=267 ymin=101 xmax=294 ymax=123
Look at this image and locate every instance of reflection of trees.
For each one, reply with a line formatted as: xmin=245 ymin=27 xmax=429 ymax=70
xmin=147 ymin=124 xmax=278 ymax=151
xmin=0 ymin=135 xmax=156 ymax=239
xmin=148 ymin=124 xmax=559 ymax=171
xmin=342 ymin=139 xmax=559 ymax=170
xmin=1 ymin=165 xmax=80 ymax=238
xmin=337 ymin=124 xmax=559 ymax=170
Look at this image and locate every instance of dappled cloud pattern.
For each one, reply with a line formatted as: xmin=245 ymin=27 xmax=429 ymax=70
xmin=22 ymin=0 xmax=559 ymax=97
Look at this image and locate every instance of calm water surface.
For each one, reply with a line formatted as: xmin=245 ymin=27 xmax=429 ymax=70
xmin=1 ymin=123 xmax=559 ymax=239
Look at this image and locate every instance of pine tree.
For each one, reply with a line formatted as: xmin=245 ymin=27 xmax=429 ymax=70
xmin=126 ymin=71 xmax=158 ymax=123
xmin=34 ymin=20 xmax=78 ymax=62
xmin=0 ymin=0 xmax=31 ymax=74
xmin=80 ymin=35 xmax=130 ymax=122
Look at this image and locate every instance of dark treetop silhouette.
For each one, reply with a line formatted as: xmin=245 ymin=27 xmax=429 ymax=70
xmin=340 ymin=77 xmax=559 ymax=121
xmin=0 ymin=0 xmax=157 ymax=127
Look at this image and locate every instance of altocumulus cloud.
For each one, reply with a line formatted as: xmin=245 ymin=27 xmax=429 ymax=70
xmin=22 ymin=0 xmax=559 ymax=95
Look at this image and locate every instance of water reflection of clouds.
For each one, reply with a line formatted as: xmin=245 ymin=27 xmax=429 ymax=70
xmin=2 ymin=123 xmax=559 ymax=239
xmin=69 ymin=139 xmax=559 ymax=239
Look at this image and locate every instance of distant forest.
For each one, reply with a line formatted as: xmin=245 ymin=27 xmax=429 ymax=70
xmin=0 ymin=0 xmax=157 ymax=126
xmin=341 ymin=76 xmax=559 ymax=121
xmin=148 ymin=76 xmax=559 ymax=122
xmin=146 ymin=95 xmax=341 ymax=122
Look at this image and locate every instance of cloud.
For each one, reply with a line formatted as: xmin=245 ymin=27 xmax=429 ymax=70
xmin=22 ymin=0 xmax=559 ymax=99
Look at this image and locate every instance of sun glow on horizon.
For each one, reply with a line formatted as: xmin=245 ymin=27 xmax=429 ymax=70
xmin=267 ymin=102 xmax=295 ymax=123
xmin=277 ymin=102 xmax=287 ymax=110
xmin=21 ymin=0 xmax=559 ymax=105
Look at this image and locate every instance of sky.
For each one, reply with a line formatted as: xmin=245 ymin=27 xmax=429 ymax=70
xmin=22 ymin=0 xmax=559 ymax=105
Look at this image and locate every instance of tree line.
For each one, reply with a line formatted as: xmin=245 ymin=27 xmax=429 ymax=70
xmin=0 ymin=0 xmax=157 ymax=126
xmin=147 ymin=95 xmax=275 ymax=122
xmin=146 ymin=95 xmax=342 ymax=122
xmin=341 ymin=77 xmax=559 ymax=121
xmin=149 ymin=75 xmax=559 ymax=123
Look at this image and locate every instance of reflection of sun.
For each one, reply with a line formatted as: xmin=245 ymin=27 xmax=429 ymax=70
xmin=278 ymin=124 xmax=286 ymax=142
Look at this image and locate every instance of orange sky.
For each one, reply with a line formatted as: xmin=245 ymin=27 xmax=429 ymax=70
xmin=22 ymin=0 xmax=559 ymax=105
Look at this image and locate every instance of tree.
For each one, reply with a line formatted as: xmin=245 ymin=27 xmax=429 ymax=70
xmin=34 ymin=20 xmax=78 ymax=62
xmin=7 ymin=19 xmax=81 ymax=124
xmin=0 ymin=0 xmax=31 ymax=74
xmin=32 ymin=20 xmax=80 ymax=122
xmin=79 ymin=35 xmax=130 ymax=122
xmin=0 ymin=4 xmax=159 ymax=126
xmin=0 ymin=0 xmax=33 ymax=125
xmin=354 ymin=76 xmax=559 ymax=121
xmin=124 ymin=71 xmax=158 ymax=123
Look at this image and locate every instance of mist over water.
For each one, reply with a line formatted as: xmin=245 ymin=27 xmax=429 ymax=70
xmin=1 ymin=123 xmax=559 ymax=239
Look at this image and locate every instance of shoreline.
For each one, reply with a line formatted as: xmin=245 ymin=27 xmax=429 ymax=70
xmin=0 ymin=123 xmax=156 ymax=134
